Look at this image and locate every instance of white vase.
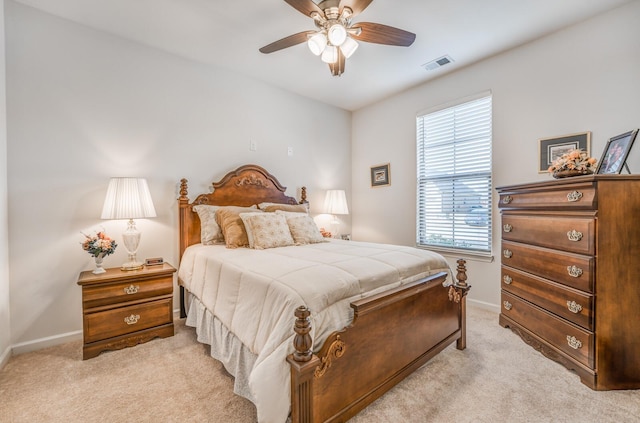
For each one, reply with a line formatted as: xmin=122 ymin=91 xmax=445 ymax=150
xmin=93 ymin=253 xmax=107 ymax=274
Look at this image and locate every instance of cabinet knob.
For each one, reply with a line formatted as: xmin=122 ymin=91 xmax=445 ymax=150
xmin=503 ymin=224 xmax=513 ymax=233
xmin=124 ymin=314 xmax=140 ymax=325
xmin=502 ymin=195 xmax=513 ymax=204
xmin=567 ymin=300 xmax=583 ymax=314
xmin=567 ymin=265 xmax=583 ymax=278
xmin=566 ymin=335 xmax=583 ymax=350
xmin=503 ymin=301 xmax=512 ymax=311
xmin=503 ymin=275 xmax=513 ymax=285
xmin=124 ymin=284 xmax=140 ymax=295
xmin=503 ymin=249 xmax=513 ymax=259
xmin=566 ymin=191 xmax=583 ymax=202
xmin=567 ymin=230 xmax=583 ymax=242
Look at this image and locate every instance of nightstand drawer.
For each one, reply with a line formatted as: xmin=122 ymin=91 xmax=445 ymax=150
xmin=501 ymin=292 xmax=593 ymax=368
xmin=84 ymin=297 xmax=172 ymax=344
xmin=82 ymin=275 xmax=173 ymax=309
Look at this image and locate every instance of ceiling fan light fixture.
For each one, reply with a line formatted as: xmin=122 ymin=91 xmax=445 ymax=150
xmin=321 ymin=45 xmax=338 ymax=64
xmin=327 ymin=23 xmax=347 ymax=46
xmin=340 ymin=37 xmax=358 ymax=59
xmin=307 ymin=32 xmax=327 ymax=56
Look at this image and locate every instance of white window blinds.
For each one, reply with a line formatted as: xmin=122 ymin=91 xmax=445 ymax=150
xmin=416 ymin=94 xmax=492 ymax=255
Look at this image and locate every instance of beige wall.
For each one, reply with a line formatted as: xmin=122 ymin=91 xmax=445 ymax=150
xmin=5 ymin=1 xmax=351 ymax=350
xmin=351 ymin=1 xmax=640 ymax=309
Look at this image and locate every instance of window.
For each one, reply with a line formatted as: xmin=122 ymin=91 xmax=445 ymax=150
xmin=416 ymin=93 xmax=492 ymax=256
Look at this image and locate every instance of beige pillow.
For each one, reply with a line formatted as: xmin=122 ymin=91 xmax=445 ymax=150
xmin=286 ymin=215 xmax=327 ymax=245
xmin=215 ymin=206 xmax=261 ymax=248
xmin=240 ymin=213 xmax=295 ymax=249
xmin=193 ymin=205 xmax=223 ymax=245
xmin=259 ymin=203 xmax=309 ymax=214
xmin=239 ymin=211 xmax=267 ymax=248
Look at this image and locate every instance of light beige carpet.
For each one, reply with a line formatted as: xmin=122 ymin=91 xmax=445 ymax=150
xmin=1 ymin=306 xmax=638 ymax=422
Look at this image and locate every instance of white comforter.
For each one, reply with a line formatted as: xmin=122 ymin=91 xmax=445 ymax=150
xmin=178 ymin=239 xmax=452 ymax=423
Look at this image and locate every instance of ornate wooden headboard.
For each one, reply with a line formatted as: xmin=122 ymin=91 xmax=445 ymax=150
xmin=178 ymin=164 xmax=307 ymax=259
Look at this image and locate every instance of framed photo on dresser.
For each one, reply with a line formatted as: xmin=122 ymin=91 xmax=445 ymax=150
xmin=596 ymin=129 xmax=638 ymax=174
xmin=538 ymin=132 xmax=591 ymax=173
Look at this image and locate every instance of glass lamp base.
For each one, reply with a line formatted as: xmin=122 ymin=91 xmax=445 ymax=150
xmin=121 ymin=261 xmax=144 ymax=271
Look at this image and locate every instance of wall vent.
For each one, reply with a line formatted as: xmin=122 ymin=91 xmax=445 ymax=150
xmin=422 ymin=55 xmax=454 ymax=71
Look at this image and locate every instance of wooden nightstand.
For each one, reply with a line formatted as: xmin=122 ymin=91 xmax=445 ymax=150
xmin=77 ymin=263 xmax=176 ymax=360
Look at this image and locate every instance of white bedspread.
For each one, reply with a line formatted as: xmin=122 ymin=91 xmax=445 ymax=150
xmin=178 ymin=239 xmax=451 ymax=423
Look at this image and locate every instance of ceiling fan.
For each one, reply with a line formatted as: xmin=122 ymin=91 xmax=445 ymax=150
xmin=259 ymin=0 xmax=416 ymax=76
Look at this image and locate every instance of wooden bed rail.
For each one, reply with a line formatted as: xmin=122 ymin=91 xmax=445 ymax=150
xmin=288 ymin=259 xmax=470 ymax=423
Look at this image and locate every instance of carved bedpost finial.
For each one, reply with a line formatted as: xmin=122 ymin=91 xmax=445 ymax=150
xmin=179 ymin=178 xmax=189 ymax=201
xmin=456 ymin=258 xmax=468 ymax=288
xmin=292 ymin=306 xmax=313 ymax=362
xmin=300 ymin=186 xmax=308 ymax=204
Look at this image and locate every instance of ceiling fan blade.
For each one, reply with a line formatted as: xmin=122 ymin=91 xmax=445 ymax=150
xmin=284 ymin=0 xmax=324 ymax=17
xmin=328 ymin=50 xmax=346 ymax=76
xmin=340 ymin=0 xmax=373 ymax=16
xmin=351 ymin=22 xmax=416 ymax=46
xmin=259 ymin=31 xmax=315 ymax=54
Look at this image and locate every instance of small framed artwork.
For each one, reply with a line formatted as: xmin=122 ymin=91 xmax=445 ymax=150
xmin=596 ymin=129 xmax=638 ymax=174
xmin=538 ymin=132 xmax=591 ymax=173
xmin=370 ymin=163 xmax=390 ymax=187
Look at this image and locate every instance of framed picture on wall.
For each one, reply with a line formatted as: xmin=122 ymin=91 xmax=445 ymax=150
xmin=370 ymin=163 xmax=390 ymax=187
xmin=596 ymin=129 xmax=638 ymax=174
xmin=538 ymin=132 xmax=591 ymax=173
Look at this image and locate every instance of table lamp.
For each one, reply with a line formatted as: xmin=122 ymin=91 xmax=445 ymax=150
xmin=323 ymin=189 xmax=349 ymax=238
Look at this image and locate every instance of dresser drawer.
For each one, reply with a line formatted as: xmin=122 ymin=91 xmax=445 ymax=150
xmin=502 ymin=214 xmax=595 ymax=255
xmin=501 ymin=292 xmax=593 ymax=368
xmin=499 ymin=185 xmax=596 ymax=210
xmin=82 ymin=275 xmax=173 ymax=309
xmin=501 ymin=241 xmax=593 ymax=292
xmin=501 ymin=267 xmax=593 ymax=330
xmin=83 ymin=298 xmax=173 ymax=343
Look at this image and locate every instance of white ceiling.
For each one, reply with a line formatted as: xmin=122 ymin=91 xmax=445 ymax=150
xmin=13 ymin=0 xmax=633 ymax=111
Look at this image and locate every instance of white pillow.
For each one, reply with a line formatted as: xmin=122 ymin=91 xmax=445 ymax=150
xmin=239 ymin=212 xmax=295 ymax=249
xmin=258 ymin=202 xmax=309 ymax=213
xmin=285 ymin=215 xmax=327 ymax=245
xmin=193 ymin=205 xmax=223 ymax=245
xmin=239 ymin=211 xmax=266 ymax=248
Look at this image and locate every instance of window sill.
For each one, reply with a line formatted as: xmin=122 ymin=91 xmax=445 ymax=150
xmin=415 ymin=245 xmax=494 ymax=263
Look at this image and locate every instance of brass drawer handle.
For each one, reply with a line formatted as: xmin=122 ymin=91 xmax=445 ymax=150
xmin=503 ymin=301 xmax=512 ymax=311
xmin=567 ymin=230 xmax=583 ymax=242
xmin=566 ymin=191 xmax=583 ymax=202
xmin=503 ymin=275 xmax=512 ymax=285
xmin=503 ymin=224 xmax=513 ymax=233
xmin=124 ymin=314 xmax=140 ymax=325
xmin=502 ymin=195 xmax=513 ymax=204
xmin=567 ymin=265 xmax=583 ymax=278
xmin=567 ymin=300 xmax=583 ymax=314
xmin=124 ymin=284 xmax=140 ymax=295
xmin=503 ymin=249 xmax=513 ymax=259
xmin=566 ymin=335 xmax=583 ymax=350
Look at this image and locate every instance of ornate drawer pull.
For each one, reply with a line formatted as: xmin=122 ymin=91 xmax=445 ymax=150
xmin=503 ymin=224 xmax=513 ymax=233
xmin=567 ymin=300 xmax=583 ymax=314
xmin=566 ymin=335 xmax=583 ymax=350
xmin=566 ymin=191 xmax=583 ymax=202
xmin=503 ymin=275 xmax=513 ymax=285
xmin=567 ymin=230 xmax=583 ymax=242
xmin=503 ymin=301 xmax=512 ymax=311
xmin=503 ymin=249 xmax=513 ymax=259
xmin=567 ymin=265 xmax=583 ymax=278
xmin=124 ymin=284 xmax=140 ymax=295
xmin=124 ymin=314 xmax=140 ymax=325
xmin=502 ymin=195 xmax=513 ymax=204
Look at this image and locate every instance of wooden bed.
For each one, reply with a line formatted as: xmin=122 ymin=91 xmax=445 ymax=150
xmin=178 ymin=164 xmax=471 ymax=423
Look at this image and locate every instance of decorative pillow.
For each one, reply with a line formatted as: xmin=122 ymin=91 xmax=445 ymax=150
xmin=215 ymin=206 xmax=262 ymax=248
xmin=240 ymin=213 xmax=295 ymax=250
xmin=258 ymin=202 xmax=309 ymax=214
xmin=285 ymin=215 xmax=327 ymax=245
xmin=239 ymin=211 xmax=268 ymax=248
xmin=193 ymin=205 xmax=223 ymax=245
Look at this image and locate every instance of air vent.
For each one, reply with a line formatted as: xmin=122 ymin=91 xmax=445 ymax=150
xmin=422 ymin=55 xmax=454 ymax=71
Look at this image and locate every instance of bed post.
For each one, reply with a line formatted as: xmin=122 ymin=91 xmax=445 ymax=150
xmin=178 ymin=178 xmax=190 ymax=319
xmin=448 ymin=258 xmax=471 ymax=350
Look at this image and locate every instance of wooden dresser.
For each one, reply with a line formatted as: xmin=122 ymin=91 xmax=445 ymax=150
xmin=77 ymin=263 xmax=176 ymax=359
xmin=496 ymin=175 xmax=640 ymax=390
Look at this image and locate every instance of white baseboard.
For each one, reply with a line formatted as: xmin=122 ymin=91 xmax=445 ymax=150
xmin=11 ymin=330 xmax=82 ymax=356
xmin=0 ymin=345 xmax=11 ymax=370
xmin=467 ymin=298 xmax=500 ymax=313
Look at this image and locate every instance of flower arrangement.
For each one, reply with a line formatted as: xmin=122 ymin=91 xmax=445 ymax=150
xmin=548 ymin=149 xmax=597 ymax=175
xmin=81 ymin=230 xmax=117 ymax=257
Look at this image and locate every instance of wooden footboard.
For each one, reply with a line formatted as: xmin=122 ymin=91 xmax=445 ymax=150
xmin=288 ymin=260 xmax=470 ymax=423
